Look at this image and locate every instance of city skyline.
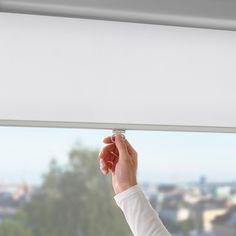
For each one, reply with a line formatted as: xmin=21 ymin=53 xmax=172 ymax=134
xmin=0 ymin=126 xmax=236 ymax=185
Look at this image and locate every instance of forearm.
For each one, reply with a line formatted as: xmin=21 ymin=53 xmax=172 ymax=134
xmin=114 ymin=185 xmax=171 ymax=236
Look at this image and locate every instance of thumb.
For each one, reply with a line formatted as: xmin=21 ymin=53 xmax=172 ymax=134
xmin=114 ymin=134 xmax=129 ymax=157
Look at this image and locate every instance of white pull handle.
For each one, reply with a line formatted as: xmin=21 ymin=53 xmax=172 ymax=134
xmin=111 ymin=129 xmax=126 ymax=142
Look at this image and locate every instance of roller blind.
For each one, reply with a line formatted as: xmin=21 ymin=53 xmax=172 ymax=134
xmin=1 ymin=13 xmax=236 ymax=132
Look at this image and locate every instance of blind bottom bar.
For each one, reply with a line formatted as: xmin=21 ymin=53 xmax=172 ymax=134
xmin=0 ymin=120 xmax=236 ymax=133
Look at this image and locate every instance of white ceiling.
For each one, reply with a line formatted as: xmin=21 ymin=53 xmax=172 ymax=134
xmin=1 ymin=0 xmax=236 ymax=30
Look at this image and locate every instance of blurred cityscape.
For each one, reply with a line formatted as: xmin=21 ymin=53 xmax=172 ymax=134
xmin=142 ymin=176 xmax=236 ymax=236
xmin=0 ymin=182 xmax=36 ymax=223
xmin=0 ymin=177 xmax=235 ymax=236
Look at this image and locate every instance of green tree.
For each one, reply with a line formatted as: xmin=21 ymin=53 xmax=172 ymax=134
xmin=24 ymin=145 xmax=132 ymax=236
xmin=0 ymin=210 xmax=33 ymax=236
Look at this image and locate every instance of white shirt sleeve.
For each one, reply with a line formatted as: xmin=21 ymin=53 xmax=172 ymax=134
xmin=114 ymin=185 xmax=171 ymax=236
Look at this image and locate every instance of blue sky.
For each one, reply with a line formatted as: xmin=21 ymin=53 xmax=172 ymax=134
xmin=0 ymin=126 xmax=235 ymax=185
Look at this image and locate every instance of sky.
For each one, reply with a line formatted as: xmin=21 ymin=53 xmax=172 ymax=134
xmin=0 ymin=126 xmax=236 ymax=185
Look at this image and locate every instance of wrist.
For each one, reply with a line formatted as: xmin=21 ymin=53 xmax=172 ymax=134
xmin=114 ymin=181 xmax=138 ymax=194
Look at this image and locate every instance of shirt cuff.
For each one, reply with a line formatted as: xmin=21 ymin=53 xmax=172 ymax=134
xmin=114 ymin=185 xmax=143 ymax=205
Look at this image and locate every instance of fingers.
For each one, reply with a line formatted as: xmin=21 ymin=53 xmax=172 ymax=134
xmin=103 ymin=135 xmax=135 ymax=158
xmin=99 ymin=158 xmax=108 ymax=175
xmin=111 ymin=155 xmax=119 ymax=173
xmin=99 ymin=143 xmax=118 ymax=175
xmin=124 ymin=139 xmax=137 ymax=156
xmin=99 ymin=143 xmax=116 ymax=161
xmin=103 ymin=134 xmax=125 ymax=144
xmin=114 ymin=134 xmax=129 ymax=159
xmin=99 ymin=134 xmax=135 ymax=175
xmin=103 ymin=136 xmax=114 ymax=144
xmin=99 ymin=153 xmax=118 ymax=175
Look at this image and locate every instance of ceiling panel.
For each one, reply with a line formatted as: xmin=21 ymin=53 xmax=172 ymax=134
xmin=1 ymin=0 xmax=236 ymax=30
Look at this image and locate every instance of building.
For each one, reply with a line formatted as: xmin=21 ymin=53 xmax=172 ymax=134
xmin=191 ymin=199 xmax=227 ymax=232
xmin=160 ymin=205 xmax=190 ymax=222
xmin=0 ymin=182 xmax=32 ymax=222
xmin=212 ymin=206 xmax=236 ymax=236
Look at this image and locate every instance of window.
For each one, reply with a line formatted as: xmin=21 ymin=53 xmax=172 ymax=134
xmin=0 ymin=126 xmax=235 ymax=236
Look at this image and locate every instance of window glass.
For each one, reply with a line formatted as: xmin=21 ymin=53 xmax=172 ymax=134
xmin=0 ymin=127 xmax=235 ymax=236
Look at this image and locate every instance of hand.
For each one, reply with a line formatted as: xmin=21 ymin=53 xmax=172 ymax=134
xmin=99 ymin=134 xmax=138 ymax=194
